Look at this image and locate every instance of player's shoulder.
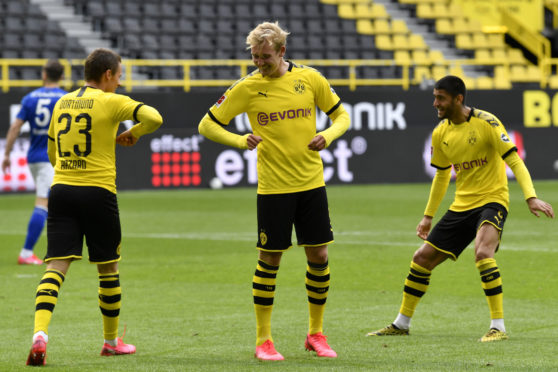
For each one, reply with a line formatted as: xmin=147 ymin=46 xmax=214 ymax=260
xmin=433 ymin=118 xmax=449 ymax=132
xmin=470 ymin=107 xmax=502 ymax=128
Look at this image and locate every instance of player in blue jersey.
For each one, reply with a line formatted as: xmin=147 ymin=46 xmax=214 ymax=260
xmin=2 ymin=60 xmax=66 ymax=265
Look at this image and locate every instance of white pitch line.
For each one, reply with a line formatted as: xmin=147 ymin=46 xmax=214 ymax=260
xmin=1 ymin=230 xmax=555 ymax=253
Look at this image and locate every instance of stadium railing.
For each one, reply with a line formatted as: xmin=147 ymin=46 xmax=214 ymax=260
xmin=0 ymin=58 xmax=551 ymax=92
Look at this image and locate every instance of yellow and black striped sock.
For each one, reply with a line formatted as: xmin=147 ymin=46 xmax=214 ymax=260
xmin=399 ymin=261 xmax=431 ymax=318
xmin=34 ymin=269 xmax=65 ymax=335
xmin=98 ymin=272 xmax=121 ymax=341
xmin=477 ymin=258 xmax=504 ymax=319
xmin=253 ymin=260 xmax=278 ymax=346
xmin=306 ymin=261 xmax=330 ymax=335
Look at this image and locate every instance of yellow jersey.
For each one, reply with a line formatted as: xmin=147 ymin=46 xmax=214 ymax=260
xmin=208 ymin=62 xmax=345 ymax=194
xmin=48 ymin=86 xmax=144 ymax=194
xmin=430 ymin=108 xmax=517 ymax=211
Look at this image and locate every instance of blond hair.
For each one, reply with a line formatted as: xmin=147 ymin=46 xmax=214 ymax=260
xmin=246 ymin=21 xmax=290 ymax=51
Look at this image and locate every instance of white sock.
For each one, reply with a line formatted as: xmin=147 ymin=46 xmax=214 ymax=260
xmin=33 ymin=331 xmax=48 ymax=343
xmin=20 ymin=248 xmax=33 ymax=258
xmin=490 ymin=319 xmax=506 ymax=332
xmin=393 ymin=313 xmax=411 ymax=330
xmin=105 ymin=339 xmax=118 ymax=347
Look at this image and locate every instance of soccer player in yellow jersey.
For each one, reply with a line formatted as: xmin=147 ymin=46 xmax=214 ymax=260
xmin=198 ymin=21 xmax=350 ymax=360
xmin=367 ymin=75 xmax=554 ymax=342
xmin=26 ymin=49 xmax=163 ymax=366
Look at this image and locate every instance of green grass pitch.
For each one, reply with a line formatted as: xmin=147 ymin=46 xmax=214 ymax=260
xmin=1 ymin=181 xmax=557 ymax=371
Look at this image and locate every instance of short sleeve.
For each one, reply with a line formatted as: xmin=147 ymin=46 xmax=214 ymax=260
xmin=109 ymin=94 xmax=144 ymax=123
xmin=430 ymin=124 xmax=451 ymax=169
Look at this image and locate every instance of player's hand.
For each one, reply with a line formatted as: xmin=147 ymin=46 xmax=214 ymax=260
xmin=416 ymin=215 xmax=433 ymax=240
xmin=308 ymin=135 xmax=326 ymax=151
xmin=247 ymin=134 xmax=262 ymax=150
xmin=526 ymin=197 xmax=555 ymax=218
xmin=1 ymin=157 xmax=10 ymax=174
xmin=116 ymin=130 xmax=138 ymax=147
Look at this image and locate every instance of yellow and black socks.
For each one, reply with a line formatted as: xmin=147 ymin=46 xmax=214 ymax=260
xmin=98 ymin=272 xmax=122 ymax=343
xmin=306 ymin=261 xmax=330 ymax=335
xmin=398 ymin=261 xmax=431 ymax=325
xmin=34 ymin=269 xmax=65 ymax=340
xmin=253 ymin=260 xmax=278 ymax=346
xmin=477 ymin=258 xmax=505 ymax=330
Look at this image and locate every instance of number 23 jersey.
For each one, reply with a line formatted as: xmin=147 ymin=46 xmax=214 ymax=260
xmin=48 ymin=86 xmax=143 ymax=194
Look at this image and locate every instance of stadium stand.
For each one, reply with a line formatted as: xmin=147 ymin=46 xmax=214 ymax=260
xmin=0 ymin=0 xmax=555 ymax=90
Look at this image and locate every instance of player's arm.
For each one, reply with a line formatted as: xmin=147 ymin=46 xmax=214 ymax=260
xmin=116 ymin=104 xmax=163 ymax=146
xmin=2 ymin=118 xmax=25 ymax=173
xmin=198 ymin=112 xmax=255 ymax=150
xmin=417 ymin=166 xmax=452 ymax=239
xmin=504 ymin=150 xmax=554 ymax=218
xmin=310 ymin=104 xmax=350 ymax=151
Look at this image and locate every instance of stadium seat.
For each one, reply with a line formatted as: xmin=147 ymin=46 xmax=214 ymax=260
xmin=391 ymin=20 xmax=409 ymax=34
xmin=356 ymin=19 xmax=374 ymax=35
xmin=475 ymin=76 xmax=494 ymax=89
xmin=394 ymin=50 xmax=411 ymax=65
xmin=493 ymin=66 xmax=512 ymax=89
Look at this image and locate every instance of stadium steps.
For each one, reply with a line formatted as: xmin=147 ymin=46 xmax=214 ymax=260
xmin=373 ymin=0 xmax=489 ymax=80
xmin=29 ymin=0 xmax=110 ymax=53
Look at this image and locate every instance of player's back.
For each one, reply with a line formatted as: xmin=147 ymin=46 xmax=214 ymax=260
xmin=19 ymin=87 xmax=66 ymax=163
xmin=49 ymin=86 xmax=142 ymax=193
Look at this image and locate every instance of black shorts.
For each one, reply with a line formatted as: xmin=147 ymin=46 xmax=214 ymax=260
xmin=256 ymin=186 xmax=334 ymax=252
xmin=46 ymin=184 xmax=122 ymax=264
xmin=426 ymin=202 xmax=508 ymax=260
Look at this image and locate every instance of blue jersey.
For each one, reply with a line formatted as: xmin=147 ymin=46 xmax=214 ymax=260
xmin=16 ymin=86 xmax=67 ymax=163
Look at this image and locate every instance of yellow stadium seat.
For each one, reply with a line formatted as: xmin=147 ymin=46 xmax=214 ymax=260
xmin=431 ymin=4 xmax=447 ymax=18
xmin=491 ymin=49 xmax=507 ymax=64
xmin=462 ymin=76 xmax=477 ymax=90
xmin=548 ymin=74 xmax=558 ymax=89
xmin=447 ymin=3 xmax=462 ymax=17
xmin=452 ymin=19 xmax=468 ymax=33
xmin=338 ymin=4 xmax=355 ymax=18
xmin=468 ymin=19 xmax=483 ymax=33
xmin=395 ymin=50 xmax=411 ymax=65
xmin=375 ymin=35 xmax=393 ymax=50
xmin=475 ymin=76 xmax=494 ymax=89
xmin=356 ymin=19 xmax=374 ymax=35
xmin=455 ymin=33 xmax=473 ymax=49
xmin=449 ymin=65 xmax=465 ymax=79
xmin=412 ymin=50 xmax=430 ymax=65
xmin=508 ymin=49 xmax=527 ymax=64
xmin=416 ymin=3 xmax=432 ymax=18
xmin=472 ymin=33 xmax=489 ymax=49
xmin=509 ymin=65 xmax=527 ymax=82
xmin=493 ymin=66 xmax=512 ymax=89
xmin=487 ymin=34 xmax=505 ymax=48
xmin=392 ymin=34 xmax=409 ymax=49
xmin=371 ymin=3 xmax=389 ymax=19
xmin=525 ymin=65 xmax=542 ymax=82
xmin=429 ymin=50 xmax=445 ymax=63
xmin=355 ymin=4 xmax=371 ymax=18
xmin=436 ymin=19 xmax=452 ymax=34
xmin=391 ymin=20 xmax=409 ymax=34
xmin=432 ymin=65 xmax=448 ymax=80
xmin=409 ymin=34 xmax=427 ymax=50
xmin=475 ymin=49 xmax=491 ymax=63
xmin=374 ymin=19 xmax=391 ymax=34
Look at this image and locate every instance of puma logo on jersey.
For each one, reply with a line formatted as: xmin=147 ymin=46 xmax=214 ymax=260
xmin=258 ymin=91 xmax=268 ymax=98
xmin=443 ymin=141 xmax=449 ymax=146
